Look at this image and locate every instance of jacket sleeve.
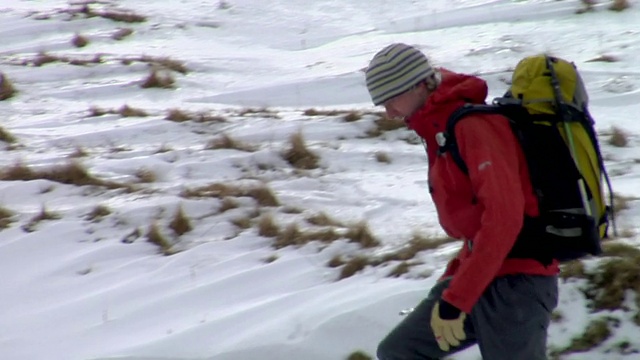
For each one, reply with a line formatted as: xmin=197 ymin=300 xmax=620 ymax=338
xmin=441 ymin=114 xmax=526 ymax=313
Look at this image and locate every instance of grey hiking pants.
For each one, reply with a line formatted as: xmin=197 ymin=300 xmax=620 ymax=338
xmin=377 ymin=274 xmax=558 ymax=360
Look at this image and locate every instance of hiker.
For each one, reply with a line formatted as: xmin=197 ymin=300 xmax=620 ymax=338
xmin=365 ymin=43 xmax=560 ymax=360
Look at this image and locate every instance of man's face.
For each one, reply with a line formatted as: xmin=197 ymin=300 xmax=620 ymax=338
xmin=383 ymin=83 xmax=427 ymax=121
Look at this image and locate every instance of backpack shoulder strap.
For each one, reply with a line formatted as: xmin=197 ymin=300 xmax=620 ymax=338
xmin=441 ymin=104 xmax=503 ymax=175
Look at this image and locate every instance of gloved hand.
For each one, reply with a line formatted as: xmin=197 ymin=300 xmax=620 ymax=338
xmin=430 ymin=300 xmax=467 ymax=351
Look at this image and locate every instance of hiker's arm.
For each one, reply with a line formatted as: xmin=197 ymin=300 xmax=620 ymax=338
xmin=441 ymin=115 xmax=526 ymax=313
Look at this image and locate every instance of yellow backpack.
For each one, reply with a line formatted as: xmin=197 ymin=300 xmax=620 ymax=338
xmin=440 ymin=54 xmax=614 ymax=264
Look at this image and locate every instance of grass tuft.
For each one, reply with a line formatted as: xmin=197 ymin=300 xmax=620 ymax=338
xmin=71 ymin=33 xmax=89 ymax=48
xmin=0 ymin=205 xmax=15 ymax=229
xmin=586 ymin=54 xmax=620 ymax=63
xmin=0 ymin=73 xmax=17 ymax=100
xmin=338 ymin=256 xmax=370 ymax=280
xmin=557 ymin=318 xmax=612 ymax=355
xmin=0 ymin=161 xmax=128 ymax=189
xmin=134 ymin=167 xmax=156 ymax=183
xmin=375 ymin=151 xmax=391 ymax=164
xmin=140 ymin=70 xmax=175 ymax=89
xmin=345 ymin=221 xmax=380 ymax=248
xmin=609 ymin=0 xmax=630 ymax=12
xmin=112 ymin=27 xmax=134 ymax=40
xmin=166 ymin=108 xmax=192 ymax=122
xmin=119 ymin=105 xmax=148 ymax=117
xmin=258 ymin=213 xmax=280 ymax=237
xmin=346 ymin=350 xmax=373 ymax=360
xmin=85 ymin=204 xmax=111 ymax=222
xmin=205 ymin=134 xmax=257 ymax=152
xmin=305 ymin=212 xmax=343 ymax=227
xmin=169 ymin=205 xmax=193 ymax=236
xmin=22 ymin=205 xmax=61 ymax=232
xmin=182 ymin=182 xmax=279 ymax=207
xmin=283 ymin=132 xmax=320 ymax=169
xmin=146 ymin=223 xmax=175 ymax=255
xmin=0 ymin=126 xmax=17 ymax=143
xmin=608 ymin=126 xmax=629 ymax=147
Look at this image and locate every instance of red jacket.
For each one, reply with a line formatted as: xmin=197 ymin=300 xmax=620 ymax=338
xmin=406 ymin=69 xmax=559 ymax=314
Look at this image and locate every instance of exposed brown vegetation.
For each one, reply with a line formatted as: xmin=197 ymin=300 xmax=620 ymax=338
xmin=139 ymin=56 xmax=188 ymax=74
xmin=230 ymin=216 xmax=252 ymax=229
xmin=586 ymin=54 xmax=620 ymax=63
xmin=85 ymin=204 xmax=112 ymax=222
xmin=166 ymin=109 xmax=191 ymax=122
xmin=283 ymin=132 xmax=320 ymax=169
xmin=146 ymin=223 xmax=175 ymax=255
xmin=140 ymin=70 xmax=175 ymax=89
xmin=0 ymin=126 xmax=17 ymax=143
xmin=609 ymin=0 xmax=630 ymax=12
xmin=305 ymin=212 xmax=343 ymax=227
xmin=72 ymin=33 xmax=89 ymax=48
xmin=182 ymin=182 xmax=279 ymax=207
xmin=0 ymin=73 xmax=17 ymax=100
xmin=33 ymin=52 xmax=59 ymax=67
xmin=134 ymin=168 xmax=156 ymax=183
xmin=68 ymin=146 xmax=89 ymax=158
xmin=273 ymin=223 xmax=342 ymax=249
xmin=119 ymin=105 xmax=148 ymax=117
xmin=303 ymin=108 xmax=342 ymax=116
xmin=94 ymin=9 xmax=146 ymax=23
xmin=366 ymin=116 xmax=407 ymax=137
xmin=258 ymin=213 xmax=279 ymax=237
xmin=338 ymin=256 xmax=370 ymax=279
xmin=237 ymin=107 xmax=280 ymax=118
xmin=608 ymin=126 xmax=629 ymax=147
xmin=112 ymin=27 xmax=134 ymax=40
xmin=218 ymin=197 xmax=239 ymax=213
xmin=169 ymin=205 xmax=193 ymax=236
xmin=560 ymin=260 xmax=587 ymax=280
xmin=346 ymin=350 xmax=373 ymax=360
xmin=375 ymin=151 xmax=391 ymax=164
xmin=0 ymin=161 xmax=128 ymax=190
xmin=344 ymin=221 xmax=380 ymax=248
xmin=205 ymin=134 xmax=257 ymax=152
xmin=555 ymin=318 xmax=612 ymax=355
xmin=0 ymin=206 xmax=15 ymax=229
xmin=22 ymin=205 xmax=61 ymax=232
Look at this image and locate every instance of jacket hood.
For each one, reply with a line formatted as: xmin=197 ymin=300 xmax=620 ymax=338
xmin=406 ymin=69 xmax=488 ymax=161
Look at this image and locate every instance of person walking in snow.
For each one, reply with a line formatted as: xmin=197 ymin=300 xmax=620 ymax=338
xmin=365 ymin=43 xmax=560 ymax=360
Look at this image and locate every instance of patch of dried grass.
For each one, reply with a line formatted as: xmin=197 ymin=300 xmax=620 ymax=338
xmin=586 ymin=54 xmax=620 ymax=63
xmin=0 ymin=126 xmax=17 ymax=143
xmin=283 ymin=132 xmax=320 ymax=169
xmin=72 ymin=33 xmax=89 ymax=48
xmin=181 ymin=182 xmax=279 ymax=207
xmin=0 ymin=206 xmax=15 ymax=230
xmin=205 ymin=134 xmax=257 ymax=152
xmin=140 ymin=70 xmax=175 ymax=89
xmin=344 ymin=221 xmax=380 ymax=248
xmin=146 ymin=223 xmax=176 ymax=255
xmin=0 ymin=161 xmax=128 ymax=189
xmin=22 ymin=205 xmax=61 ymax=232
xmin=166 ymin=108 xmax=192 ymax=122
xmin=169 ymin=205 xmax=193 ymax=236
xmin=258 ymin=213 xmax=279 ymax=237
xmin=608 ymin=126 xmax=629 ymax=147
xmin=119 ymin=105 xmax=148 ymax=117
xmin=112 ymin=27 xmax=134 ymax=40
xmin=0 ymin=73 xmax=17 ymax=100
xmin=85 ymin=204 xmax=111 ymax=222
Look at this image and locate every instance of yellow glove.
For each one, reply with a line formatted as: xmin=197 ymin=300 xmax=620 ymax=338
xmin=430 ymin=300 xmax=467 ymax=352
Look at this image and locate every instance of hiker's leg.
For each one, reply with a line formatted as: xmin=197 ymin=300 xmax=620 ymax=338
xmin=472 ymin=274 xmax=558 ymax=360
xmin=377 ymin=279 xmax=477 ymax=360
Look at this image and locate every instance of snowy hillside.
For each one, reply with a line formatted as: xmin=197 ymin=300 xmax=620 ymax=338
xmin=0 ymin=0 xmax=639 ymax=359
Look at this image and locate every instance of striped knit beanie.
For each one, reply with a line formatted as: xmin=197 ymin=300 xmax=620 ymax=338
xmin=365 ymin=43 xmax=437 ymax=106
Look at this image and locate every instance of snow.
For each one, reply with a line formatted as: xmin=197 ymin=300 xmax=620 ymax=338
xmin=0 ymin=0 xmax=639 ymax=359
